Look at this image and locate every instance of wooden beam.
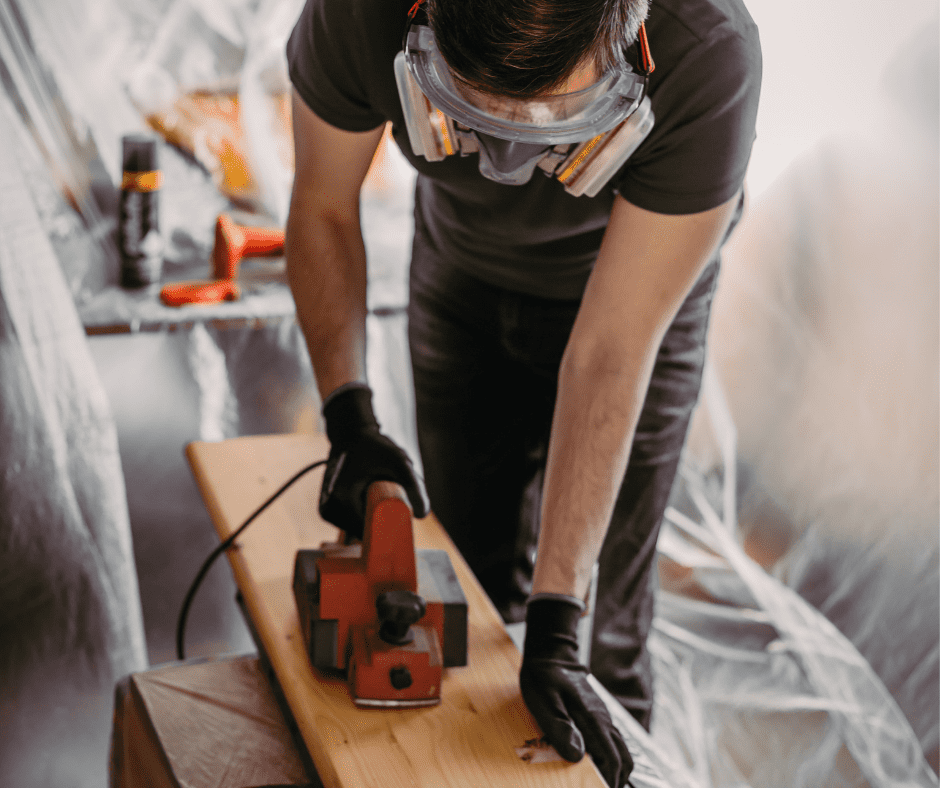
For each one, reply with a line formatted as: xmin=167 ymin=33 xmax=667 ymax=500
xmin=186 ymin=433 xmax=609 ymax=788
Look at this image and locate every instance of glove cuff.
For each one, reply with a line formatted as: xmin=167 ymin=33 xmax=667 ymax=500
xmin=528 ymin=592 xmax=585 ymax=611
xmin=523 ymin=596 xmax=583 ymax=658
xmin=322 ymin=383 xmax=380 ymax=446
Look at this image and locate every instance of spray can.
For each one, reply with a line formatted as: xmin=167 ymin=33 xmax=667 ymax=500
xmin=118 ymin=134 xmax=164 ymax=288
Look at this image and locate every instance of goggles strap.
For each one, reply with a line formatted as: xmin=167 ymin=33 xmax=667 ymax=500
xmin=556 ymin=134 xmax=604 ymax=184
xmin=434 ymin=108 xmax=456 ymax=156
xmin=403 ymin=0 xmax=426 ymax=58
xmin=637 ymin=23 xmax=655 ymax=75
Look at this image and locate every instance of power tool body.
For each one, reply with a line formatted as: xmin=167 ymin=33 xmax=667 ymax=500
xmin=293 ymin=482 xmax=468 ymax=708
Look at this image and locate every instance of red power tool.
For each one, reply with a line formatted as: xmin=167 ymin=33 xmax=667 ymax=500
xmin=293 ymin=481 xmax=468 ymax=708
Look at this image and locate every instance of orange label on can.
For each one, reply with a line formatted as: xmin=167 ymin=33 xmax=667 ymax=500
xmin=121 ymin=170 xmax=162 ymax=192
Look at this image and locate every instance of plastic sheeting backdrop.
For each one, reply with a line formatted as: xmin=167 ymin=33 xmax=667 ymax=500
xmin=0 ymin=8 xmax=148 ymax=785
xmin=0 ymin=0 xmax=936 ymax=785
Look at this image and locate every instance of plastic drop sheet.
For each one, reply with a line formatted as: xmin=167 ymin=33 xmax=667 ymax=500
xmin=125 ymin=0 xmax=303 ymax=223
xmin=692 ymin=16 xmax=939 ymax=780
xmin=636 ymin=368 xmax=939 ymax=788
xmin=0 ymin=94 xmax=147 ymax=689
xmin=2 ymin=0 xmax=304 ymax=306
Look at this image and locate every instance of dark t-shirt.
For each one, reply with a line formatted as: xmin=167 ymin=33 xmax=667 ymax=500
xmin=287 ymin=0 xmax=761 ymax=298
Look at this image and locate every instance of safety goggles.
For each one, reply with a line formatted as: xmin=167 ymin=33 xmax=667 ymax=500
xmin=394 ymin=3 xmax=656 ymax=195
xmin=403 ymin=23 xmax=648 ymax=145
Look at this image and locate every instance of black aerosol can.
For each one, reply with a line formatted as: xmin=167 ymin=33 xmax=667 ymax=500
xmin=118 ymin=134 xmax=164 ymax=288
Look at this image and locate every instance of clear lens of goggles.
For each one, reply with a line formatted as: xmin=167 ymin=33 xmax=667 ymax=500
xmin=403 ymin=25 xmax=646 ymax=145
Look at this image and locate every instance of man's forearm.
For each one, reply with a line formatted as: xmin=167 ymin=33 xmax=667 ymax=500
xmin=531 ymin=195 xmax=740 ymax=602
xmin=532 ymin=345 xmax=656 ymax=602
xmin=285 ymin=93 xmax=384 ymax=403
xmin=286 ymin=203 xmax=369 ymax=402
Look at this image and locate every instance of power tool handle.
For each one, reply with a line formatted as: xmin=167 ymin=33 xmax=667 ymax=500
xmin=363 ymin=480 xmax=417 ymax=591
xmin=365 ymin=480 xmax=410 ymax=515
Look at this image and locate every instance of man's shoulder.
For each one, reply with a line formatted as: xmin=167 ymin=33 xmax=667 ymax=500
xmin=643 ymin=0 xmax=761 ymax=92
xmin=287 ymin=0 xmax=410 ymax=128
xmin=614 ymin=0 xmax=761 ymax=214
xmin=648 ymin=0 xmax=759 ymax=48
xmin=316 ymin=0 xmax=411 ymax=34
xmin=291 ymin=0 xmax=409 ymax=53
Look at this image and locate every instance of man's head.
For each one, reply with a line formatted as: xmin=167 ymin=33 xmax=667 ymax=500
xmin=426 ymin=0 xmax=650 ymax=99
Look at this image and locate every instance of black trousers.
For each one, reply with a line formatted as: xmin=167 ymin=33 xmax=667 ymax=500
xmin=407 ymin=197 xmax=735 ymax=727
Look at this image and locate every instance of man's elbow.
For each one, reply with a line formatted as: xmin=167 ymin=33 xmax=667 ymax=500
xmin=559 ymin=333 xmax=650 ymax=389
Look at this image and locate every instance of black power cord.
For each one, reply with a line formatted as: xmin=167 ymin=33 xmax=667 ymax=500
xmin=176 ymin=459 xmax=327 ymax=661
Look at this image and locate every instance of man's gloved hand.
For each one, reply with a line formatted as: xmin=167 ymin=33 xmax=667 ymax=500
xmin=520 ymin=596 xmax=634 ymax=788
xmin=319 ymin=383 xmax=427 ymax=539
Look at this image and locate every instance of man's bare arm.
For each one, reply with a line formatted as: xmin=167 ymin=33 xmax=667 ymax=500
xmin=531 ymin=193 xmax=741 ymax=601
xmin=285 ymin=89 xmax=386 ymax=401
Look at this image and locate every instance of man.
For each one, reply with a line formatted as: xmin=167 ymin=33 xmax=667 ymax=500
xmin=284 ymin=0 xmax=761 ymax=783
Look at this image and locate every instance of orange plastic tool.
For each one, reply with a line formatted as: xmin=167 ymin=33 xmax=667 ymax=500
xmin=160 ymin=278 xmax=240 ymax=307
xmin=212 ymin=213 xmax=284 ymax=279
xmin=159 ymin=213 xmax=284 ymax=307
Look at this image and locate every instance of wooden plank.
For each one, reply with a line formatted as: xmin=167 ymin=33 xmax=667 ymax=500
xmin=186 ymin=433 xmax=608 ymax=788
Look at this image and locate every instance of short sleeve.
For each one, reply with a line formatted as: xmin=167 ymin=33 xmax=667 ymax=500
xmin=286 ymin=0 xmax=387 ymax=131
xmin=614 ymin=24 xmax=762 ymax=215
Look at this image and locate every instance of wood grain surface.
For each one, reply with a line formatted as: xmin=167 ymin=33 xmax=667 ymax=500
xmin=186 ymin=433 xmax=608 ymax=788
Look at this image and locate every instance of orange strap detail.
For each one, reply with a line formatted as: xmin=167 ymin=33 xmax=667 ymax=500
xmin=637 ymin=23 xmax=655 ymax=76
xmin=122 ymin=170 xmax=162 ymax=192
xmin=434 ymin=109 xmax=455 ymax=156
xmin=557 ymin=133 xmax=605 ymax=183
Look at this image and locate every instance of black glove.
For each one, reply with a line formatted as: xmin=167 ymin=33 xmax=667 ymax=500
xmin=319 ymin=383 xmax=428 ymax=539
xmin=520 ymin=596 xmax=634 ymax=788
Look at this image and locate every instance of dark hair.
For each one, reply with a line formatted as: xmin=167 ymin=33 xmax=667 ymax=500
xmin=426 ymin=0 xmax=649 ymax=99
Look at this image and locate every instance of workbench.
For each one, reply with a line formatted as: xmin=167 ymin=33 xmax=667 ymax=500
xmin=110 ymin=655 xmax=311 ymax=788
